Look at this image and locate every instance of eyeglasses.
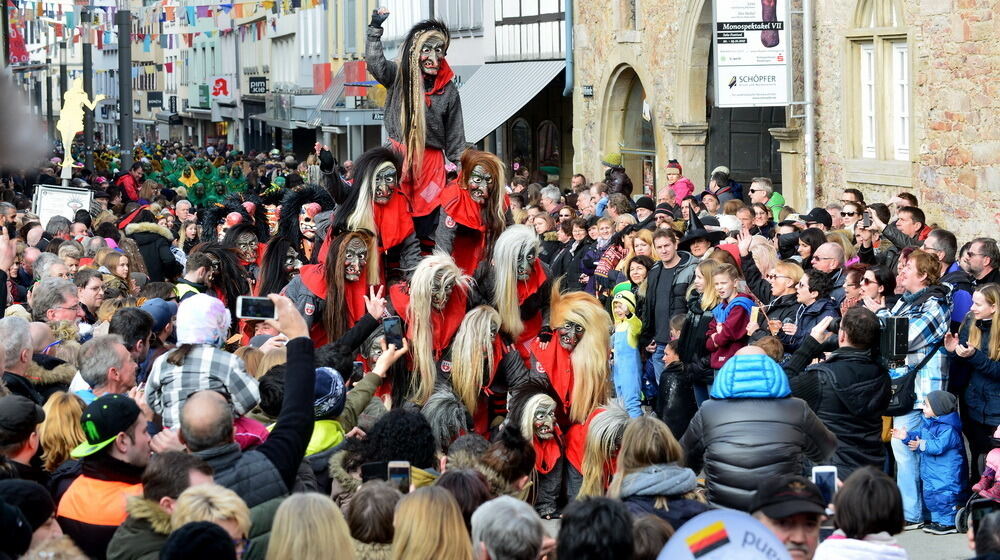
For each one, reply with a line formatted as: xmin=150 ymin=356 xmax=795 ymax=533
xmin=765 ymin=274 xmax=792 ymax=281
xmin=967 ymin=252 xmax=985 ymax=258
xmin=749 ymin=189 xmax=761 ymax=194
xmin=811 ymin=256 xmax=837 ymax=262
xmin=840 ymin=211 xmax=856 ymax=217
xmin=56 ymin=303 xmax=82 ymax=311
xmin=861 ymin=277 xmax=877 ymax=285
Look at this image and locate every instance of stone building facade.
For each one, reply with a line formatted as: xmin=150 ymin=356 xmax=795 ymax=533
xmin=571 ymin=0 xmax=996 ymax=239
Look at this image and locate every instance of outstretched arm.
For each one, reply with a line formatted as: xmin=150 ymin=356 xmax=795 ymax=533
xmin=365 ymin=9 xmax=397 ymax=87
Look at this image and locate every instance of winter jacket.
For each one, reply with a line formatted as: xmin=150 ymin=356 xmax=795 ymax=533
xmin=780 ymin=297 xmax=840 ymax=352
xmin=550 ymin=239 xmax=594 ymax=292
xmin=877 ymin=285 xmax=952 ymax=409
xmin=813 ymin=531 xmax=909 ymax=560
xmin=328 ymin=448 xmax=361 ymax=514
xmin=28 ymin=354 xmax=76 ymax=402
xmin=670 ymin=177 xmax=695 ymax=205
xmin=538 ymin=232 xmax=563 ymax=266
xmin=903 ymin=411 xmax=966 ymax=518
xmin=353 ymin=540 xmax=392 ymax=560
xmin=642 ymin=253 xmax=697 ymax=346
xmin=941 ymin=262 xmax=974 ymax=331
xmin=790 ymin=347 xmax=891 ymax=480
xmin=191 ymin=337 xmax=316 ymax=507
xmin=680 ymin=353 xmax=837 ymax=511
xmin=57 ymin=454 xmax=145 ymax=560
xmin=126 ymin=223 xmax=182 ymax=282
xmin=955 ymin=318 xmax=1000 ymax=427
xmin=106 ymin=497 xmax=172 ymax=560
xmin=655 ymin=361 xmax=697 ymax=439
xmin=619 ymin=464 xmax=710 ymax=531
xmin=677 ymin=291 xmax=715 ymax=386
xmin=705 ymin=295 xmax=754 ymax=370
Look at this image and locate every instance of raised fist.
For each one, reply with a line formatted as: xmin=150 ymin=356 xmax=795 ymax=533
xmin=370 ymin=7 xmax=389 ymax=28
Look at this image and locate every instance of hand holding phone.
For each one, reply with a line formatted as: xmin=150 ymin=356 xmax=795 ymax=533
xmin=812 ymin=466 xmax=838 ymax=507
xmin=388 ymin=461 xmax=411 ymax=493
xmin=236 ymin=296 xmax=277 ymax=320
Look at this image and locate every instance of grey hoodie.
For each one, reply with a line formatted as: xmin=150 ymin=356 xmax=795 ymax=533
xmin=620 ymin=463 xmax=698 ymax=499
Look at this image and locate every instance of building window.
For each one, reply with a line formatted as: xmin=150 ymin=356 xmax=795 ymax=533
xmin=847 ymin=0 xmax=909 ymax=162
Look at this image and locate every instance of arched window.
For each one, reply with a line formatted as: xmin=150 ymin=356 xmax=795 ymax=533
xmin=510 ymin=118 xmax=532 ymax=171
xmin=536 ymin=121 xmax=560 ymax=168
xmin=847 ymin=0 xmax=908 ymax=161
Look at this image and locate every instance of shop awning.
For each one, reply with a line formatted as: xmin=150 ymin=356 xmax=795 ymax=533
xmin=155 ymin=111 xmax=181 ymax=125
xmin=459 ymin=60 xmax=565 ymax=143
xmin=249 ymin=112 xmax=294 ymax=130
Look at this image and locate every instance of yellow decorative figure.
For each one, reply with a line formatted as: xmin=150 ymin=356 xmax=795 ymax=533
xmin=57 ymin=78 xmax=105 ymax=180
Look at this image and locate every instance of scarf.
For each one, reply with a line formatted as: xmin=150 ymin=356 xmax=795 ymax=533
xmin=710 ymin=295 xmax=755 ymax=324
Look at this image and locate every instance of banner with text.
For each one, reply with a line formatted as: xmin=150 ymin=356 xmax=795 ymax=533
xmin=713 ymin=0 xmax=791 ymax=107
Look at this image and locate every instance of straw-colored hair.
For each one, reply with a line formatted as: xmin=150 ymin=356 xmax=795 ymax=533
xmin=257 ymin=347 xmax=287 ymax=377
xmin=38 ymin=392 xmax=85 ymax=471
xmin=549 ymin=281 xmax=612 ymax=424
xmin=171 ymin=483 xmax=251 ymax=535
xmin=492 ymin=225 xmax=540 ymax=339
xmin=391 ymin=486 xmax=472 ymax=560
xmin=266 ymin=493 xmax=356 ymax=560
xmin=234 ymin=346 xmax=265 ymax=378
xmin=577 ymin=403 xmax=630 ymax=498
xmin=450 ymin=305 xmax=500 ymax=414
xmin=518 ymin=393 xmax=556 ymax=442
xmin=689 ymin=259 xmax=723 ymax=311
xmin=407 ymin=253 xmax=470 ymax=405
xmin=607 ymin=416 xmax=693 ymax=508
xmin=970 ymin=283 xmax=1000 ymax=361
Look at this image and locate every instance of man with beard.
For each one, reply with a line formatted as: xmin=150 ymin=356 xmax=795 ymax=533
xmin=367 ymin=9 xmax=465 ymax=245
xmin=435 ymin=149 xmax=508 ymax=278
xmin=965 ymin=237 xmax=1000 ymax=287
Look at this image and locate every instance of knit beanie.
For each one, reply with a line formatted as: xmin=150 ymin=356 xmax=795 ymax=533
xmin=0 ymin=497 xmax=31 ymax=559
xmin=634 ymin=196 xmax=655 ymax=212
xmin=654 ymin=202 xmax=673 ymax=217
xmin=313 ymin=367 xmax=347 ymax=420
xmin=925 ymin=390 xmax=958 ymax=417
xmin=666 ymin=160 xmax=683 ymax=174
xmin=176 ymin=294 xmax=231 ymax=346
xmin=159 ymin=521 xmax=237 ymax=560
xmin=0 ymin=480 xmax=54 ymax=532
xmin=601 ymin=153 xmax=623 ymax=168
xmin=612 ymin=283 xmax=637 ymax=315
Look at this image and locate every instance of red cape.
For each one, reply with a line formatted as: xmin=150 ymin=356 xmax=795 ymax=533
xmin=299 ymin=263 xmax=368 ymax=346
xmin=535 ymin=429 xmax=563 ymax=474
xmin=439 ymin=182 xmax=486 ymax=277
xmin=374 ymin=194 xmax=416 ymax=252
xmin=565 ymin=407 xmax=604 ymax=473
xmin=515 ymin=260 xmax=547 ymax=354
xmin=531 ymin=340 xmax=574 ymax=412
xmin=389 ymin=284 xmax=468 ymax=355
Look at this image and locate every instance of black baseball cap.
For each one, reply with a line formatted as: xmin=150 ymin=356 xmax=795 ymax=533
xmin=0 ymin=395 xmax=45 ymax=445
xmin=71 ymin=394 xmax=141 ymax=458
xmin=750 ymin=474 xmax=827 ymax=519
xmin=802 ymin=208 xmax=833 ymax=229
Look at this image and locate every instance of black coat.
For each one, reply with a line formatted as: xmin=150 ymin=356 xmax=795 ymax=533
xmin=791 ymin=346 xmax=890 ymax=480
xmin=125 ymin=223 xmax=182 ymax=282
xmin=550 ymin=239 xmax=593 ymax=292
xmin=681 ymin=396 xmax=837 ymax=511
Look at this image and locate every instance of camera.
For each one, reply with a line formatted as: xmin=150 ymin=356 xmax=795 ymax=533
xmin=873 ymin=316 xmax=909 ymax=368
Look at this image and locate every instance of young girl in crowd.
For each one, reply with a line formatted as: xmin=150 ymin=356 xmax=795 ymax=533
xmin=705 ymin=264 xmax=754 ymax=372
xmin=679 ymin=260 xmax=722 ymax=405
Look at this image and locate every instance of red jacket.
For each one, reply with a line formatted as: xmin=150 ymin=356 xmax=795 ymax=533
xmin=705 ymin=294 xmax=753 ymax=369
xmin=116 ymin=173 xmax=140 ymax=202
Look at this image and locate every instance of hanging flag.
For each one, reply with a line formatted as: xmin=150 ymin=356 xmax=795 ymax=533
xmin=164 ymin=5 xmax=174 ymax=21
xmin=233 ymin=3 xmax=243 ymax=17
xmin=65 ymin=11 xmax=75 ymax=29
xmin=220 ymin=4 xmax=232 ymax=13
xmin=165 ymin=61 xmax=173 ymax=73
xmin=196 ymin=5 xmax=208 ymax=17
xmin=143 ymin=34 xmax=151 ymax=52
xmin=185 ymin=5 xmax=195 ymax=24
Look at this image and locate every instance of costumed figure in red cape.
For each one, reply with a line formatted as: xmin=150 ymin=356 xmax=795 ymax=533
xmin=328 ymin=146 xmax=420 ymax=283
xmin=282 ymin=229 xmax=377 ymax=347
xmin=278 ymin=185 xmax=337 ymax=265
xmin=388 ymin=253 xmax=470 ymax=406
xmin=575 ymin=404 xmax=630 ymax=500
xmin=435 ymin=149 xmax=507 ymax=279
xmin=484 ymin=224 xmax=550 ymax=363
xmin=508 ymin=283 xmax=613 ymax=501
xmin=366 ymin=9 xmax=466 ymax=246
xmin=510 ymin=390 xmax=563 ymax=518
xmin=254 ymin=235 xmax=302 ymax=297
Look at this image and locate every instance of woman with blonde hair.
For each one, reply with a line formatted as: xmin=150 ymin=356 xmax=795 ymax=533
xmin=946 ymin=282 xmax=1000 ymax=473
xmin=391 ymin=486 xmax=472 ymax=560
xmin=100 ymin=251 xmax=133 ymax=297
xmin=266 ymin=493 xmax=356 ymax=560
xmin=171 ymin=484 xmax=251 ymax=558
xmin=37 ymin=392 xmax=85 ymax=472
xmin=679 ymin=259 xmax=723 ymax=405
xmin=608 ymin=416 xmax=708 ymax=531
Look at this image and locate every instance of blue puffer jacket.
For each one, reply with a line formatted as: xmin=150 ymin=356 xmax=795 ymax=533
xmin=903 ymin=411 xmax=966 ymax=517
xmin=956 ymin=318 xmax=1000 ymax=427
xmin=709 ymin=353 xmax=791 ymax=399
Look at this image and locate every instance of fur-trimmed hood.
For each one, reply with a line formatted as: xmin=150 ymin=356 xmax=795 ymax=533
xmin=125 ymin=496 xmax=172 ymax=534
xmin=328 ymin=449 xmax=361 ymax=495
xmin=125 ymin=222 xmax=174 ymax=241
xmin=447 ymin=449 xmax=515 ymax=497
xmin=27 ymin=358 xmax=76 ymax=387
xmin=353 ymin=539 xmax=392 ymax=560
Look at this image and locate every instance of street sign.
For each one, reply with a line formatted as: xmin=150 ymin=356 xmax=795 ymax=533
xmin=147 ymin=91 xmax=163 ymax=111
xmin=210 ymin=76 xmax=233 ymax=102
xmin=248 ymin=77 xmax=268 ymax=95
xmin=713 ymin=0 xmax=792 ymax=107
